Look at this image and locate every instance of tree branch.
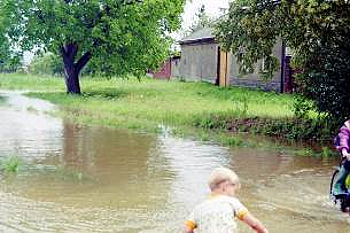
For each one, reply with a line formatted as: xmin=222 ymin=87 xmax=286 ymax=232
xmin=75 ymin=51 xmax=92 ymax=73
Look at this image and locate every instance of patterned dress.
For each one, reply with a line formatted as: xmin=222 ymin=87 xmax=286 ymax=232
xmin=186 ymin=195 xmax=249 ymax=233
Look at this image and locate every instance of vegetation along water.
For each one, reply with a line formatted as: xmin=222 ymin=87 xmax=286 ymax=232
xmin=0 ymin=73 xmax=338 ymax=156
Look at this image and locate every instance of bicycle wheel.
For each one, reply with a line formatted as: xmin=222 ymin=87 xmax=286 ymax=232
xmin=330 ymin=167 xmax=340 ymax=197
xmin=330 ymin=167 xmax=350 ymax=212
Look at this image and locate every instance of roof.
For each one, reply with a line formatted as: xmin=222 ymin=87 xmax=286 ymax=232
xmin=179 ymin=27 xmax=216 ymax=45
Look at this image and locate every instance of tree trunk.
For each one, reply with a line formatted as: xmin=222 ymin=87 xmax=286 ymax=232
xmin=61 ymin=43 xmax=91 ymax=94
xmin=63 ymin=59 xmax=81 ymax=94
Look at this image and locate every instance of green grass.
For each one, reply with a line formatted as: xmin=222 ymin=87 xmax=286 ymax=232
xmin=0 ymin=73 xmax=335 ymax=155
xmin=6 ymin=73 xmax=325 ymax=136
xmin=0 ymin=74 xmax=295 ymax=131
xmin=0 ymin=73 xmax=294 ymax=130
xmin=0 ymin=73 xmax=64 ymax=91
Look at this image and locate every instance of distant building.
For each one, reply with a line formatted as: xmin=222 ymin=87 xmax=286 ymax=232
xmin=147 ymin=55 xmax=180 ymax=80
xmin=174 ymin=27 xmax=294 ymax=93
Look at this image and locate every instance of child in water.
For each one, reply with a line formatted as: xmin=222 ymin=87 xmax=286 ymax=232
xmin=184 ymin=167 xmax=268 ymax=233
xmin=334 ymin=119 xmax=350 ymax=199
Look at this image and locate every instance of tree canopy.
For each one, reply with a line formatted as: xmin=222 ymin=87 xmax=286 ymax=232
xmin=0 ymin=1 xmax=21 ymax=72
xmin=2 ymin=0 xmax=185 ymax=93
xmin=216 ymin=0 xmax=350 ymax=121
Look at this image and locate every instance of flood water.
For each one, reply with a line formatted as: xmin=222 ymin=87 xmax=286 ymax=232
xmin=0 ymin=91 xmax=348 ymax=233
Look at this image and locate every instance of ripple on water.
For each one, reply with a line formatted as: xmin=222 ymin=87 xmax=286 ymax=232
xmin=0 ymin=92 xmax=348 ymax=233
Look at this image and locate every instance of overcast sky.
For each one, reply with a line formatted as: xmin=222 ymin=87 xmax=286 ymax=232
xmin=172 ymin=0 xmax=230 ymax=39
xmin=182 ymin=0 xmax=230 ymax=25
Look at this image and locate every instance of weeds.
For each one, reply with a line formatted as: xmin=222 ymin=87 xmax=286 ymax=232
xmin=0 ymin=73 xmax=338 ymax=153
xmin=27 ymin=106 xmax=38 ymax=112
xmin=0 ymin=156 xmax=22 ymax=173
xmin=221 ymin=137 xmax=244 ymax=147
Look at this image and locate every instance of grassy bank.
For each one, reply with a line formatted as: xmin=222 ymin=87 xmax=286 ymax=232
xmin=0 ymin=73 xmax=64 ymax=91
xmin=0 ymin=73 xmax=336 ymax=151
xmin=1 ymin=74 xmax=293 ymax=122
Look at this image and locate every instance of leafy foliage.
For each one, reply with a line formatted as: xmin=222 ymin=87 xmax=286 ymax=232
xmin=0 ymin=1 xmax=22 ymax=71
xmin=29 ymin=54 xmax=63 ymax=76
xmin=216 ymin=0 xmax=350 ymax=121
xmin=215 ymin=0 xmax=279 ymax=80
xmin=2 ymin=0 xmax=185 ymax=92
xmin=296 ymin=46 xmax=350 ymax=121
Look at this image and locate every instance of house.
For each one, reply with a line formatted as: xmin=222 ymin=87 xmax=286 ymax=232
xmin=175 ymin=27 xmax=294 ymax=93
xmin=147 ymin=55 xmax=180 ymax=80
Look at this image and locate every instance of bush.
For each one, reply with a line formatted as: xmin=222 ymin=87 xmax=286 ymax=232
xmin=29 ymin=53 xmax=63 ymax=76
xmin=0 ymin=56 xmax=21 ymax=73
xmin=295 ymin=47 xmax=350 ymax=123
xmin=28 ymin=53 xmax=99 ymax=77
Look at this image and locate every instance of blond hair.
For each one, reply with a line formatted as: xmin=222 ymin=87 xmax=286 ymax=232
xmin=208 ymin=167 xmax=240 ymax=191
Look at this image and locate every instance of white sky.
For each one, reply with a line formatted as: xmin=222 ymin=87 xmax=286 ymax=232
xmin=182 ymin=0 xmax=230 ymax=26
xmin=173 ymin=0 xmax=230 ymax=39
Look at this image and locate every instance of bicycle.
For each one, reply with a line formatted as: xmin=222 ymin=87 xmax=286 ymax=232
xmin=329 ymin=160 xmax=350 ymax=213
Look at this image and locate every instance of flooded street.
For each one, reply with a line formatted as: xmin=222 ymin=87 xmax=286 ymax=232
xmin=0 ymin=91 xmax=348 ymax=232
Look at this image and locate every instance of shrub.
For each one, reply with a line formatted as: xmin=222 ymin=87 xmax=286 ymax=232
xmin=29 ymin=53 xmax=63 ymax=76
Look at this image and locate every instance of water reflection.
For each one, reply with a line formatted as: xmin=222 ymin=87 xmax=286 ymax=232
xmin=0 ymin=92 xmax=348 ymax=233
xmin=0 ymin=92 xmax=62 ymax=160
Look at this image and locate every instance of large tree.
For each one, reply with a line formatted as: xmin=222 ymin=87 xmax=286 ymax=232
xmin=2 ymin=0 xmax=185 ymax=94
xmin=0 ymin=1 xmax=21 ymax=71
xmin=216 ymin=0 xmax=350 ymax=120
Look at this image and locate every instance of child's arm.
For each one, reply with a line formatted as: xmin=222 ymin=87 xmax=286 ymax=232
xmin=241 ymin=212 xmax=268 ymax=233
xmin=183 ymin=225 xmax=194 ymax=233
xmin=342 ymin=148 xmax=350 ymax=160
xmin=183 ymin=219 xmax=196 ymax=233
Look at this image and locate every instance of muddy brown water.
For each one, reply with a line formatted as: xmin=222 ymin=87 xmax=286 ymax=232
xmin=0 ymin=91 xmax=348 ymax=233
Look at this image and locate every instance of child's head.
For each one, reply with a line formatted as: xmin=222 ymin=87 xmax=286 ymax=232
xmin=208 ymin=167 xmax=241 ymax=196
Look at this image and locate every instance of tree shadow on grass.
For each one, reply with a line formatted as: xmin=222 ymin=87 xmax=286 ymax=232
xmin=82 ymin=88 xmax=128 ymax=100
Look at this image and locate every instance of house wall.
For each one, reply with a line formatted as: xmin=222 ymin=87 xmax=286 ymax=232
xmin=148 ymin=60 xmax=171 ymax=79
xmin=177 ymin=39 xmax=285 ymax=92
xmin=178 ymin=44 xmax=201 ymax=81
xmin=228 ymin=40 xmax=283 ymax=92
xmin=200 ymin=43 xmax=219 ymax=84
xmin=177 ymin=42 xmax=219 ymax=83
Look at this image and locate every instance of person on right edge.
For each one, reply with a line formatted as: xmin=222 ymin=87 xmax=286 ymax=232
xmin=334 ymin=119 xmax=350 ymax=200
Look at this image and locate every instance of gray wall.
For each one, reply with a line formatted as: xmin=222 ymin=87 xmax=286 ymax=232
xmin=229 ymin=40 xmax=283 ymax=92
xmin=176 ymin=39 xmax=283 ymax=92
xmin=176 ymin=42 xmax=219 ymax=84
xmin=171 ymin=58 xmax=181 ymax=78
